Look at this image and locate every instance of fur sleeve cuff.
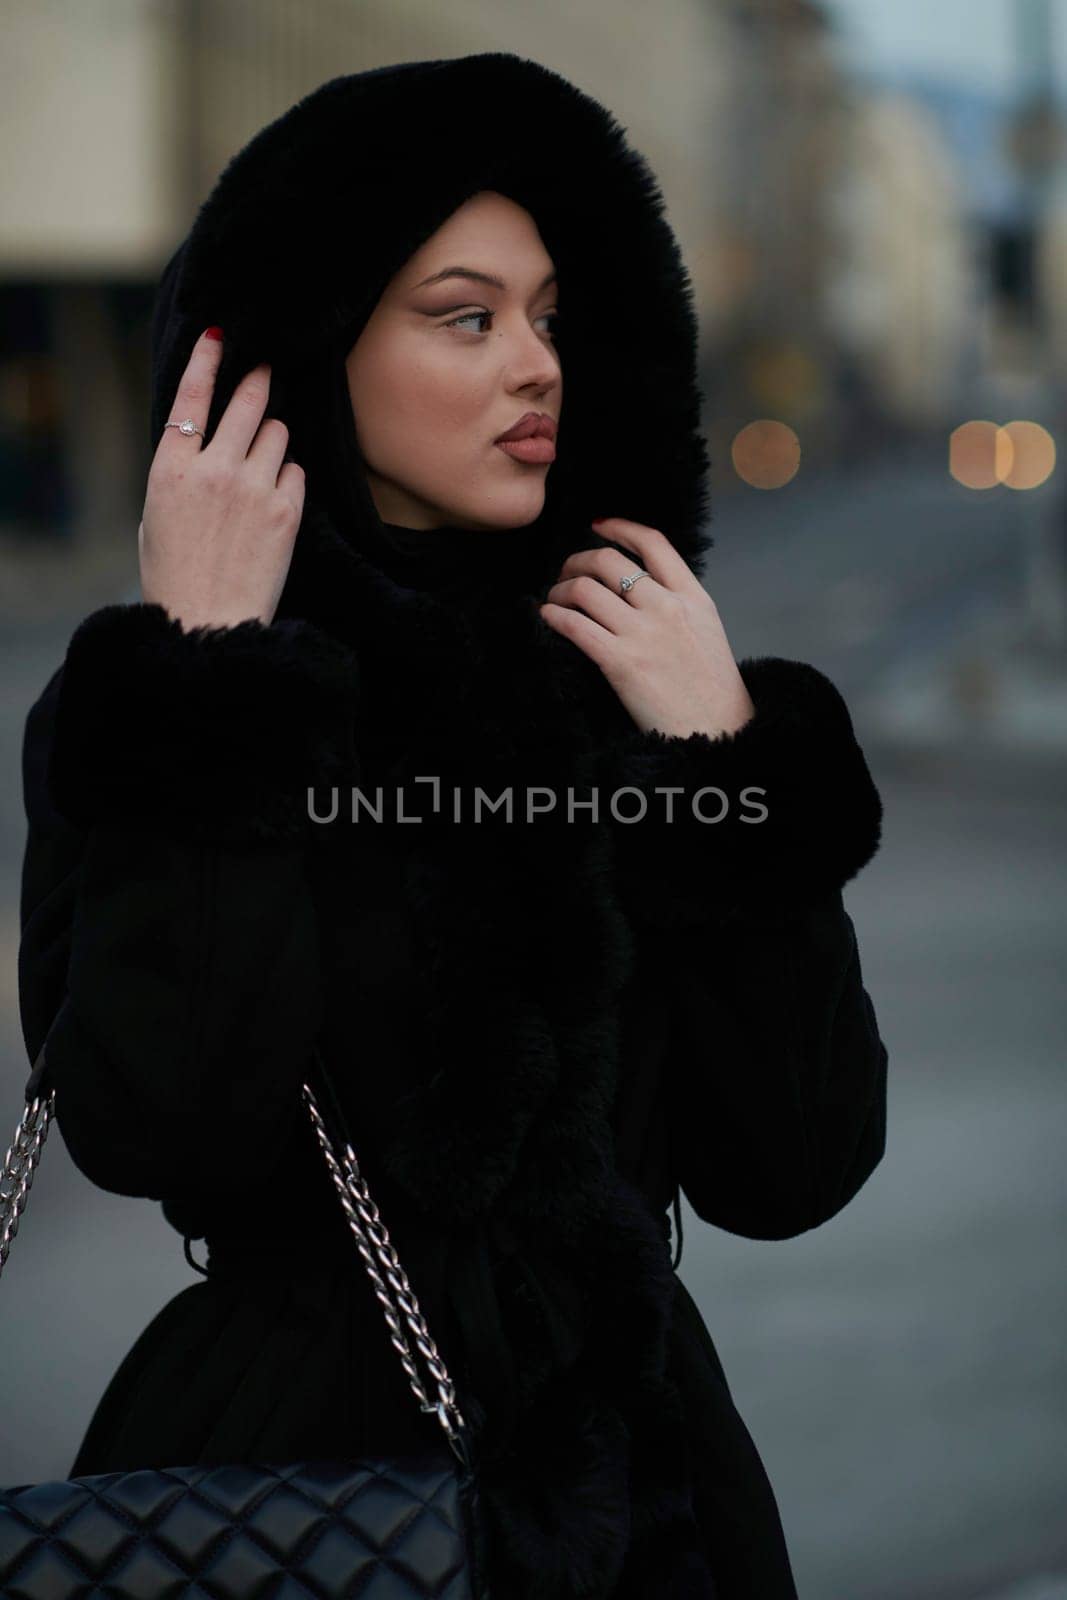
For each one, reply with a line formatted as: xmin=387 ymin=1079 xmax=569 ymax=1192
xmin=46 ymin=603 xmax=359 ymax=846
xmin=593 ymin=656 xmax=883 ymax=928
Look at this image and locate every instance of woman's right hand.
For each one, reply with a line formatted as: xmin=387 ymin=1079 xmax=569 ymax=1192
xmin=138 ymin=328 xmax=306 ymax=631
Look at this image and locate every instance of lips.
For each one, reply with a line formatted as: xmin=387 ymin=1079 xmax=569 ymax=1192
xmin=494 ymin=411 xmax=557 ymax=443
xmin=496 ymin=434 xmax=556 ymax=465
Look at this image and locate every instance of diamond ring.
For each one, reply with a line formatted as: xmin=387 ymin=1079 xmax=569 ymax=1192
xmin=619 ymin=569 xmax=650 ymax=594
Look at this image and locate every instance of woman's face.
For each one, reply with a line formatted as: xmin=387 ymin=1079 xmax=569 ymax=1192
xmin=345 ymin=189 xmax=561 ymax=531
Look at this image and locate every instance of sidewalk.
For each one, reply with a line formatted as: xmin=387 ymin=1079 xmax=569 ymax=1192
xmin=983 ymin=1582 xmax=1067 ymax=1600
xmin=855 ymin=600 xmax=1067 ymax=794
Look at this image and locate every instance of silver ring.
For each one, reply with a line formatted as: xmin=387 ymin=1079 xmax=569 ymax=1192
xmin=164 ymin=417 xmax=206 ymax=439
xmin=619 ymin=568 xmax=650 ymax=594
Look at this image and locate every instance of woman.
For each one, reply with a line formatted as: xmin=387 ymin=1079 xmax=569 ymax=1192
xmin=18 ymin=53 xmax=889 ymax=1600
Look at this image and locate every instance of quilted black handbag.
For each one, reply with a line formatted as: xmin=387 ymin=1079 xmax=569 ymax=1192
xmin=0 ymin=1040 xmax=493 ymax=1597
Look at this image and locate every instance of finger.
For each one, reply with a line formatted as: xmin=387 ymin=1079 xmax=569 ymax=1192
xmin=276 ymin=459 xmax=306 ymax=519
xmin=558 ymin=545 xmax=667 ymax=611
xmin=590 ymin=517 xmax=700 ymax=594
xmin=540 ymin=601 xmax=618 ymax=670
xmin=245 ymin=416 xmax=291 ymax=483
xmin=161 ymin=327 xmax=224 ymax=453
xmin=210 ymin=361 xmax=274 ymax=464
xmin=543 ymin=574 xmax=635 ymax=636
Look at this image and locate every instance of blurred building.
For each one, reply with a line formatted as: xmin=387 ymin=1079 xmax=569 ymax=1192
xmin=696 ymin=0 xmax=849 ymax=469
xmin=702 ymin=0 xmax=843 ymax=340
xmin=825 ymin=89 xmax=976 ymax=432
xmin=1039 ymin=181 xmax=1067 ymax=379
xmin=695 ymin=0 xmax=977 ymax=474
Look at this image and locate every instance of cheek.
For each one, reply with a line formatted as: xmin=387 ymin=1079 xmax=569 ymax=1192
xmin=349 ymin=332 xmax=495 ymax=479
xmin=414 ymin=347 xmax=486 ymax=414
xmin=406 ymin=364 xmax=496 ymax=470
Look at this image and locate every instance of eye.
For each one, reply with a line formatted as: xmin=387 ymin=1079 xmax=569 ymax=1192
xmin=445 ymin=310 xmax=493 ymax=334
xmin=444 ymin=309 xmax=561 ymax=340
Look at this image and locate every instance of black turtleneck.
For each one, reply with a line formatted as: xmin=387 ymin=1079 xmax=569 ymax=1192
xmin=364 ymin=517 xmax=548 ymax=597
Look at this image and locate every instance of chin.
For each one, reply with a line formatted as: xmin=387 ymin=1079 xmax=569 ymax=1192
xmin=429 ymin=474 xmax=548 ymax=533
xmin=486 ymin=486 xmax=549 ymax=531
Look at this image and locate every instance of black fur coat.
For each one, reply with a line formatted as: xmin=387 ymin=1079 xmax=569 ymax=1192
xmin=17 ymin=54 xmax=889 ymax=1600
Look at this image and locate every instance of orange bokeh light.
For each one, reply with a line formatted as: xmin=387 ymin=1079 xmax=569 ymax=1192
xmin=998 ymin=421 xmax=1056 ymax=490
xmin=949 ymin=421 xmax=1001 ymax=489
xmin=731 ymin=421 xmax=800 ymax=489
xmin=950 ymin=420 xmax=1056 ymax=489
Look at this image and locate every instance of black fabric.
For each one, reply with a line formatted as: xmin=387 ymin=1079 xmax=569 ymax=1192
xmin=368 ymin=518 xmax=547 ymax=593
xmin=15 ymin=52 xmax=890 ymax=1600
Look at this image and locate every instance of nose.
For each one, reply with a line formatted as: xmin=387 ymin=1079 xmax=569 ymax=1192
xmin=505 ymin=316 xmax=560 ymax=393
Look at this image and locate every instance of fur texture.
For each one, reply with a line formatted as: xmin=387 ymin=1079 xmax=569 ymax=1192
xmin=47 ymin=604 xmax=360 ymax=845
xmin=593 ymin=655 xmax=885 ymax=929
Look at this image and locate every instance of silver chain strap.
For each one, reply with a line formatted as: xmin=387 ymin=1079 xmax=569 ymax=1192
xmin=299 ymin=1077 xmax=469 ymax=1460
xmin=0 ymin=1088 xmax=49 ymax=1277
xmin=1 ymin=1053 xmax=471 ymax=1470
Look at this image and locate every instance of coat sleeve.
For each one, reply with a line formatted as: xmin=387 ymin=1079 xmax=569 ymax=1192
xmin=593 ymin=655 xmax=889 ymax=1240
xmin=17 ymin=601 xmax=360 ymax=1204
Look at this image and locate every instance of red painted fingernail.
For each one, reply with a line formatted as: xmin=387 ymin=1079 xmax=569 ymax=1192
xmin=205 ymin=326 xmax=224 ymax=341
xmin=591 ymin=516 xmax=609 ymax=526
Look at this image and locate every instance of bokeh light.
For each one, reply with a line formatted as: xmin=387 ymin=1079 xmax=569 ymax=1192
xmin=731 ymin=420 xmax=801 ymax=489
xmin=950 ymin=420 xmax=1056 ymax=490
xmin=997 ymin=421 xmax=1056 ymax=491
xmin=949 ymin=421 xmax=1002 ymax=489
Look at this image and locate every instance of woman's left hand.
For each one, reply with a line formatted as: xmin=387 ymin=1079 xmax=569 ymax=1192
xmin=539 ymin=517 xmax=757 ymax=739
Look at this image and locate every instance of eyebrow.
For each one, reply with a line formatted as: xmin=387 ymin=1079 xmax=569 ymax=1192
xmin=412 ymin=266 xmax=558 ymax=293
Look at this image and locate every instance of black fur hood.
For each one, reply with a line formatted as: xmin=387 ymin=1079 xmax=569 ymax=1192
xmin=146 ymin=50 xmax=713 ymax=605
